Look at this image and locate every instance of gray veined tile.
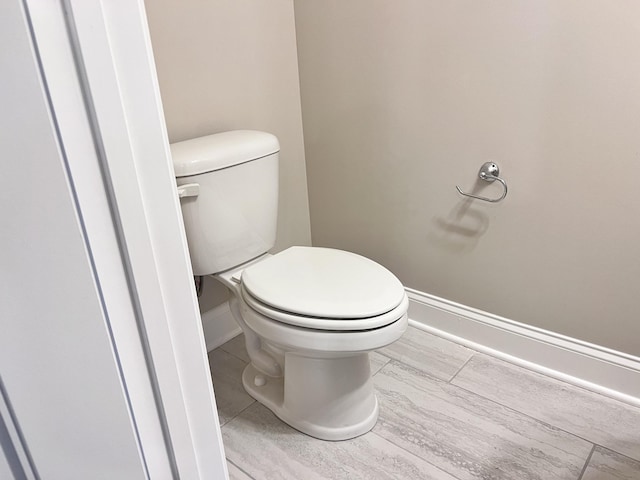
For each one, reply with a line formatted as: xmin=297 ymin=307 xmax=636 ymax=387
xmin=208 ymin=349 xmax=254 ymax=426
xmin=220 ymin=333 xmax=251 ymax=364
xmin=377 ymin=326 xmax=474 ymax=381
xmin=451 ymin=354 xmax=640 ymax=461
xmin=373 ymin=360 xmax=592 ymax=480
xmin=227 ymin=460 xmax=253 ymax=480
xmin=222 ymin=402 xmax=459 ymax=480
xmin=582 ymin=447 xmax=640 ymax=480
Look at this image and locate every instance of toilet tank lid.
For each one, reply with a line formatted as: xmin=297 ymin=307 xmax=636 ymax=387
xmin=170 ymin=130 xmax=280 ymax=178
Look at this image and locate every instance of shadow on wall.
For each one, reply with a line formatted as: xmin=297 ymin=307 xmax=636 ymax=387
xmin=428 ymin=195 xmax=490 ymax=253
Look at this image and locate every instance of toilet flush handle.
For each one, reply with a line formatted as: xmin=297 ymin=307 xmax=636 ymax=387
xmin=177 ymin=183 xmax=199 ymax=199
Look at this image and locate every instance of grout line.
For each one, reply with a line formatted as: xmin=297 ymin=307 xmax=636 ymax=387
xmin=577 ymin=444 xmax=596 ymax=480
xmin=447 ymin=353 xmax=475 ymax=384
xmin=225 ymin=351 xmax=250 ymax=365
xmin=587 ymin=444 xmax=640 ymax=465
xmin=227 ymin=457 xmax=255 ymax=480
xmin=371 ymin=352 xmax=392 ymax=377
xmin=219 ymin=399 xmax=257 ymax=430
xmin=217 ymin=338 xmax=252 ymax=365
xmin=381 ymin=358 xmax=455 ymax=385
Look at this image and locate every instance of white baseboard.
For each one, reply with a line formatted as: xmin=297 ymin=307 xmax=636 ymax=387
xmin=406 ymin=288 xmax=640 ymax=407
xmin=200 ymin=301 xmax=241 ymax=352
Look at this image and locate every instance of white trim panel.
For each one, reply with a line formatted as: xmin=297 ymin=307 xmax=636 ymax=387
xmin=201 ymin=302 xmax=242 ymax=352
xmin=407 ymin=288 xmax=640 ymax=407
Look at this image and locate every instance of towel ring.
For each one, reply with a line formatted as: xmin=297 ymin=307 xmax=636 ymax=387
xmin=456 ymin=162 xmax=508 ymax=203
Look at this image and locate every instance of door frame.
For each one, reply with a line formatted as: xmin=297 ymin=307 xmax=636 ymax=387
xmin=21 ymin=0 xmax=228 ymax=477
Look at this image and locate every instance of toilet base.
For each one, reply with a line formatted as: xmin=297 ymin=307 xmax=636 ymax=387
xmin=241 ymin=352 xmax=379 ymax=441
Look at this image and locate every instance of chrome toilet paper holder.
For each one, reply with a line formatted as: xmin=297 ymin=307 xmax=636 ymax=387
xmin=456 ymin=162 xmax=508 ymax=203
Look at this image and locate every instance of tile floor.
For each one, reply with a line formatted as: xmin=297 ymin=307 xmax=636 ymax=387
xmin=209 ymin=326 xmax=640 ymax=480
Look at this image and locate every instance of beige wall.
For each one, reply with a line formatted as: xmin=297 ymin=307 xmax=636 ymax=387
xmin=145 ymin=0 xmax=311 ymax=312
xmin=294 ymin=1 xmax=640 ymax=355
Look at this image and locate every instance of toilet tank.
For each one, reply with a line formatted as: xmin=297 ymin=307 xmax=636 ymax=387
xmin=171 ymin=130 xmax=279 ymax=275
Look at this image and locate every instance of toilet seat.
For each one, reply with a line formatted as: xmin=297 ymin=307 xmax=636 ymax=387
xmin=240 ymin=246 xmax=406 ymax=330
xmin=239 ymin=289 xmax=409 ymax=354
xmin=241 ymin=283 xmax=408 ymax=331
xmin=241 ymin=286 xmax=408 ymax=332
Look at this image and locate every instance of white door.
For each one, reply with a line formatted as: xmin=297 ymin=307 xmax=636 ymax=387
xmin=1 ymin=0 xmax=227 ymax=478
xmin=0 ymin=0 xmax=152 ymax=477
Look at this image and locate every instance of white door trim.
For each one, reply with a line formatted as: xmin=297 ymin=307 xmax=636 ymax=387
xmin=25 ymin=0 xmax=228 ymax=477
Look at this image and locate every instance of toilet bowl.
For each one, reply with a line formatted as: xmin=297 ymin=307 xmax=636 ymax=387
xmin=171 ymin=131 xmax=409 ymax=440
xmin=215 ymin=246 xmax=408 ymax=440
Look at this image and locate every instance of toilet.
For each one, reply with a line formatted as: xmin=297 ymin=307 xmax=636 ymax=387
xmin=171 ymin=130 xmax=408 ymax=441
